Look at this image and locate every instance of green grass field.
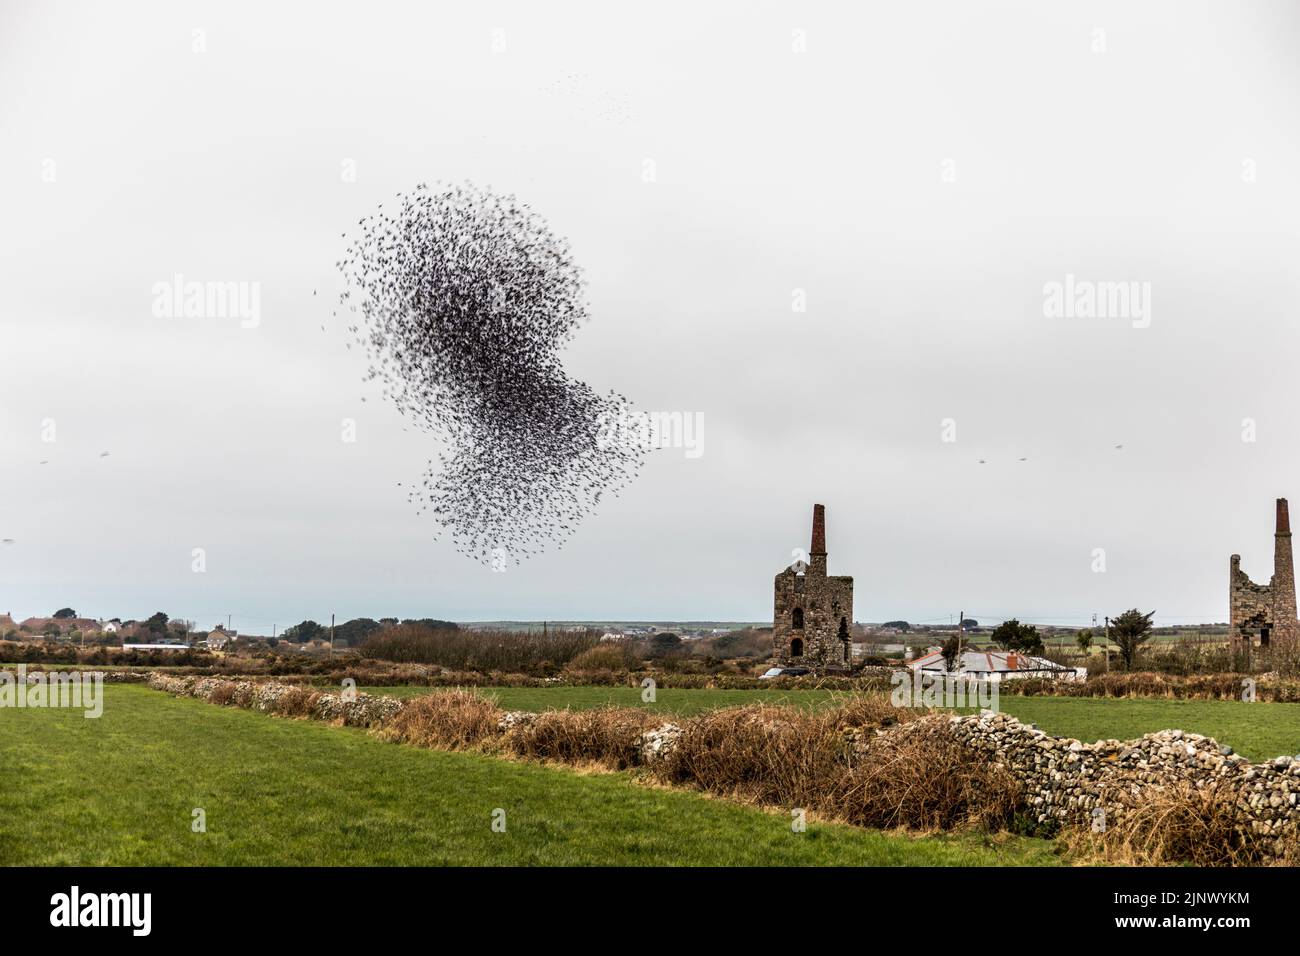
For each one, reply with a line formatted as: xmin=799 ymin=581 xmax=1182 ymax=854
xmin=362 ymin=686 xmax=1300 ymax=762
xmin=0 ymin=685 xmax=1057 ymax=866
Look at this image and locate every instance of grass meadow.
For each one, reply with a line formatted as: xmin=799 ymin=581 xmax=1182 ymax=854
xmin=0 ymin=684 xmax=1057 ymax=866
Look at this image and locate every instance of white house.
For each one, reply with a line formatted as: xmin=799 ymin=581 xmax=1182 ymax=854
xmin=908 ymin=649 xmax=1085 ymax=682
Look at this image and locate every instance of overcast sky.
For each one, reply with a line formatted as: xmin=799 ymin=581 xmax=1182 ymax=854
xmin=2 ymin=0 xmax=1299 ymax=631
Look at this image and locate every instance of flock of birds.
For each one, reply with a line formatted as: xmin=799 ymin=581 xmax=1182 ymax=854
xmin=537 ymin=72 xmax=634 ymax=126
xmin=333 ymin=181 xmax=646 ymax=565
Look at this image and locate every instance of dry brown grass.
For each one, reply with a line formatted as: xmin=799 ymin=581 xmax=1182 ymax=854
xmin=505 ymin=707 xmax=660 ymax=770
xmin=836 ymin=718 xmax=1021 ymax=831
xmin=376 ymin=689 xmax=504 ymax=751
xmin=272 ymin=686 xmax=322 ymax=718
xmin=826 ymin=693 xmax=923 ymax=732
xmin=654 ymin=705 xmax=855 ymax=809
xmin=207 ymin=683 xmax=236 ymax=706
xmin=652 ymin=702 xmax=1015 ymax=833
xmin=1065 ymin=782 xmax=1294 ymax=866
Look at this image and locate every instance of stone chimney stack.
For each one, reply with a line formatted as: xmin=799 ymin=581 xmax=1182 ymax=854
xmin=809 ymin=503 xmax=827 ymax=576
xmin=1273 ymin=498 xmax=1299 ymax=648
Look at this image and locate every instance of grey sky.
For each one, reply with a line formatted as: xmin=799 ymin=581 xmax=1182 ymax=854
xmin=2 ymin=1 xmax=1299 ymax=630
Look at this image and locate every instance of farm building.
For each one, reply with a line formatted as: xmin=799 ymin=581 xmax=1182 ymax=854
xmin=907 ymin=649 xmax=1084 ymax=682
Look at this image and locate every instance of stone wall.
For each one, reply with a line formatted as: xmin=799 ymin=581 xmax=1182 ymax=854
xmin=148 ymin=673 xmax=404 ymax=726
xmin=938 ymin=710 xmax=1299 ymax=855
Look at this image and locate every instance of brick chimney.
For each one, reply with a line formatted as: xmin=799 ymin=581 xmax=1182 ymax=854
xmin=809 ymin=503 xmax=827 ymax=575
xmin=1006 ymin=652 xmax=1019 ymax=671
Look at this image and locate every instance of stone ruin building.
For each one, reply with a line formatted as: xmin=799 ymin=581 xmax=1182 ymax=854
xmin=773 ymin=503 xmax=854 ymax=666
xmin=1230 ymin=497 xmax=1299 ymax=652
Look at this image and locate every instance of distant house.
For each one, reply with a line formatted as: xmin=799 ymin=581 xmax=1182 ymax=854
xmin=205 ymin=633 xmax=231 ymax=651
xmin=101 ymin=621 xmax=120 ymax=634
xmin=907 ymin=649 xmax=1085 ymax=682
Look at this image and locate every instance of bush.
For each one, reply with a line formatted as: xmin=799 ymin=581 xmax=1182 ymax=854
xmin=271 ymin=686 xmax=322 ymax=718
xmin=564 ymin=643 xmax=636 ymax=673
xmin=360 ymin=625 xmax=599 ymax=673
xmin=506 ymin=708 xmax=659 ymax=769
xmin=654 ymin=705 xmax=854 ymax=808
xmin=376 ymin=690 xmax=504 ymax=751
xmin=836 ymin=718 xmax=1021 ymax=831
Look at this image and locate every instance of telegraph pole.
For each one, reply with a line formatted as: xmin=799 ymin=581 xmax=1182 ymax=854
xmin=1104 ymin=615 xmax=1111 ymax=672
xmin=330 ymin=613 xmax=336 ymax=659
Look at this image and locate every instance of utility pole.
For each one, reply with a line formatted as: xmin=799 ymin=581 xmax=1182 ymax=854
xmin=956 ymin=609 xmax=965 ymax=661
xmin=330 ymin=613 xmax=335 ymax=659
xmin=227 ymin=613 xmax=232 ymax=632
xmin=1104 ymin=615 xmax=1111 ymax=672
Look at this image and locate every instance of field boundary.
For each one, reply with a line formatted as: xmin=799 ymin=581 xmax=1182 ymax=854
xmin=145 ymin=674 xmax=1300 ymax=864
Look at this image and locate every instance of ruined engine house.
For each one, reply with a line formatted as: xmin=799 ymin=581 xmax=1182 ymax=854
xmin=1230 ymin=498 xmax=1299 ymax=653
xmin=773 ymin=503 xmax=854 ymax=666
